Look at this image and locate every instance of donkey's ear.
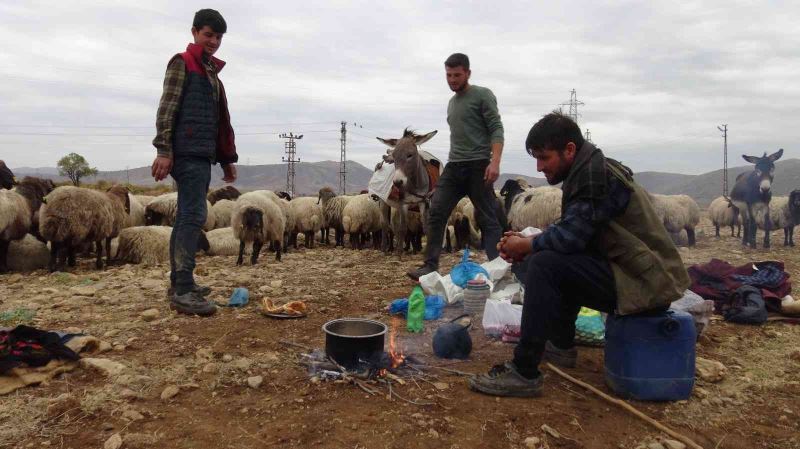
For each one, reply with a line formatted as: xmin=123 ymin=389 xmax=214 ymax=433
xmin=377 ymin=137 xmax=398 ymax=148
xmin=742 ymin=154 xmax=759 ymax=164
xmin=768 ymin=148 xmax=784 ymax=162
xmin=414 ymin=130 xmax=438 ymax=146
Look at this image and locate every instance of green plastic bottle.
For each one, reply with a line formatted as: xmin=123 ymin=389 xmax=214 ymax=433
xmin=407 ymin=286 xmax=425 ymax=333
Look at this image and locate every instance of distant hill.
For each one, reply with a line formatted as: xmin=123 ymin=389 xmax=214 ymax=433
xmin=11 ymin=158 xmax=800 ymax=205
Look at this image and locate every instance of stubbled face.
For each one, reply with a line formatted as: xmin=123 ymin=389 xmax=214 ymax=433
xmin=0 ymin=161 xmax=15 ymax=189
xmin=445 ymin=65 xmax=470 ymax=93
xmin=392 ymin=139 xmax=421 ymax=189
xmin=192 ymin=25 xmax=223 ymax=56
xmin=533 ymin=147 xmax=575 ymax=185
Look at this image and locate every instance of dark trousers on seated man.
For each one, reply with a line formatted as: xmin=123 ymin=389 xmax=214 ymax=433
xmin=513 ymin=250 xmax=617 ymax=378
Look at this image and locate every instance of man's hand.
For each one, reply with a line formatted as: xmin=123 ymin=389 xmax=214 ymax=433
xmin=222 ymin=163 xmax=237 ymax=183
xmin=498 ymin=232 xmax=533 ymax=263
xmin=484 ymin=160 xmax=500 ymax=185
xmin=151 ymin=156 xmax=173 ymax=182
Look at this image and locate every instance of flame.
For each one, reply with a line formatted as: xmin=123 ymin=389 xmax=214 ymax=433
xmin=388 ymin=317 xmax=405 ymax=369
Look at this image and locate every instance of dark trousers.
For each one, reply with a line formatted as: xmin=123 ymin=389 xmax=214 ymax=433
xmin=424 ymin=160 xmax=502 ymax=268
xmin=512 ymin=250 xmax=617 ymax=377
xmin=169 ymin=157 xmax=211 ymax=294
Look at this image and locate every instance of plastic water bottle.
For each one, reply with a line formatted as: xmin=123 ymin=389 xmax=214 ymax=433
xmin=407 ymin=286 xmax=425 ymax=333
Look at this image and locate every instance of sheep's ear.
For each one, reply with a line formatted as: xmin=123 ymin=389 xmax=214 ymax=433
xmin=414 ymin=130 xmax=438 ymax=146
xmin=377 ymin=137 xmax=398 ymax=148
xmin=768 ymin=148 xmax=784 ymax=162
xmin=742 ymin=154 xmax=759 ymax=164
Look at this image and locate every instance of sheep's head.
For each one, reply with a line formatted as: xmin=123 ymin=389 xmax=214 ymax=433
xmin=500 ymin=179 xmax=525 ymax=213
xmin=0 ymin=160 xmax=16 ymax=190
xmin=145 ymin=208 xmax=163 ymax=226
xmin=277 ymin=191 xmax=292 ymax=201
xmin=318 ymin=187 xmax=336 ymax=204
xmin=242 ymin=208 xmax=264 ymax=233
xmin=107 ymin=185 xmax=131 ymax=214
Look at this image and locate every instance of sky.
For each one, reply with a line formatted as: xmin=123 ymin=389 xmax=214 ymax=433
xmin=0 ymin=0 xmax=797 ymax=177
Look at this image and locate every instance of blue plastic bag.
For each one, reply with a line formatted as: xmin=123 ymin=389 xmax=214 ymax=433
xmin=223 ymin=287 xmax=249 ymax=307
xmin=450 ymin=249 xmax=490 ymax=288
xmin=389 ymin=295 xmax=445 ymax=320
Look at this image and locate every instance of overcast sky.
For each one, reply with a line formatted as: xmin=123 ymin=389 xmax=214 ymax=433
xmin=1 ymin=0 xmax=797 ymax=177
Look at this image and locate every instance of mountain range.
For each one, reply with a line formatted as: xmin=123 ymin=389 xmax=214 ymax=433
xmin=12 ymin=158 xmax=800 ymax=206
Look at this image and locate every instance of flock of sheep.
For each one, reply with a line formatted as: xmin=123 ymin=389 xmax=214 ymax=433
xmin=2 ymin=161 xmax=799 ymax=274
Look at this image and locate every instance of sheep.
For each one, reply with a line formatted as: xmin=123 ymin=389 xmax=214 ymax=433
xmin=132 ymin=194 xmax=155 ymax=207
xmin=230 ymin=190 xmax=286 ymax=264
xmin=211 ymin=199 xmax=235 ymax=229
xmin=114 ymin=225 xmax=209 ymax=265
xmin=506 ymin=185 xmax=563 ymax=232
xmin=206 ymin=227 xmax=252 ymax=256
xmin=341 ymin=193 xmax=383 ymax=250
xmin=207 ymin=186 xmax=241 ymax=205
xmin=0 ymin=190 xmax=32 ymax=272
xmin=276 ymin=198 xmax=296 ymax=254
xmin=649 ymin=193 xmax=700 ymax=246
xmin=460 ymin=200 xmax=485 ymax=249
xmin=390 ymin=208 xmax=423 ymax=254
xmin=288 ymin=196 xmax=323 ymax=249
xmin=318 ymin=187 xmax=351 ymax=247
xmin=13 ymin=176 xmax=56 ymax=242
xmin=127 ymin=193 xmax=147 ymax=227
xmin=145 ymin=192 xmax=216 ymax=231
xmin=753 ymin=195 xmax=799 ymax=247
xmin=7 ymin=234 xmax=49 ymax=272
xmin=39 ymin=185 xmax=130 ymax=271
xmin=708 ymin=196 xmax=740 ymax=238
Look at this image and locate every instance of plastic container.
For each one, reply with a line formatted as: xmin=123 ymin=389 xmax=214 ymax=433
xmin=463 ymin=280 xmax=491 ymax=316
xmin=407 ymin=286 xmax=425 ymax=333
xmin=604 ymin=309 xmax=696 ymax=401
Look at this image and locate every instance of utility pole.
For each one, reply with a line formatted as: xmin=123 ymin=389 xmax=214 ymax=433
xmin=584 ymin=129 xmax=592 ymax=143
xmin=126 ymin=166 xmax=130 ymax=185
xmin=280 ymin=132 xmax=302 ymax=196
xmin=339 ymin=121 xmax=347 ymax=195
xmin=560 ymin=89 xmax=585 ymax=123
xmin=718 ymin=124 xmax=728 ymax=197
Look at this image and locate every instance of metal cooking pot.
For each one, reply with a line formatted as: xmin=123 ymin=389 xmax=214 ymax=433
xmin=323 ymin=318 xmax=387 ymax=369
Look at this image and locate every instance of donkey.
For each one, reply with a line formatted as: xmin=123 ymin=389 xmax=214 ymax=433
xmin=729 ymin=149 xmax=783 ymax=248
xmin=376 ymin=129 xmax=439 ymax=255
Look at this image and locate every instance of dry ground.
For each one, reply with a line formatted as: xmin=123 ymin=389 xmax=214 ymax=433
xmin=1 ymin=217 xmax=799 ymax=449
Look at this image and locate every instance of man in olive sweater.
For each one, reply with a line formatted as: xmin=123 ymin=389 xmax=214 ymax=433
xmin=407 ymin=53 xmax=505 ymax=280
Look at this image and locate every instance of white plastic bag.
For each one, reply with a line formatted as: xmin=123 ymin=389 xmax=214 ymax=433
xmin=670 ymin=289 xmax=714 ymax=336
xmin=367 ymin=162 xmax=395 ymax=202
xmin=482 ymin=299 xmax=523 ymax=337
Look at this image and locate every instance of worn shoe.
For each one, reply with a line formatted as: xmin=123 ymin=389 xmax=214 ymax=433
xmin=406 ymin=264 xmax=437 ymax=281
xmin=468 ymin=362 xmax=543 ymax=397
xmin=166 ymin=284 xmax=212 ymax=300
xmin=169 ymin=291 xmax=217 ymax=317
xmin=543 ymin=341 xmax=578 ymax=368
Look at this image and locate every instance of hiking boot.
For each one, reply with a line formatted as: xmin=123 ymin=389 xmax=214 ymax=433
xmin=468 ymin=362 xmax=543 ymax=397
xmin=406 ymin=264 xmax=437 ymax=281
xmin=169 ymin=291 xmax=217 ymax=317
xmin=166 ymin=284 xmax=212 ymax=300
xmin=543 ymin=341 xmax=577 ymax=368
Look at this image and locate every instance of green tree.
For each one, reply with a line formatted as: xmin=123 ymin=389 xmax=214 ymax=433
xmin=57 ymin=152 xmax=98 ymax=186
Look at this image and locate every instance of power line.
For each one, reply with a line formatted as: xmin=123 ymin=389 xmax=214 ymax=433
xmin=339 ymin=122 xmax=347 ymax=195
xmin=559 ymin=89 xmax=584 ymax=123
xmin=280 ymin=132 xmax=302 ymax=196
xmin=718 ymin=124 xmax=728 ymax=197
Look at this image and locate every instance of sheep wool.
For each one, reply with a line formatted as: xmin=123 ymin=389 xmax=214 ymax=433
xmin=708 ymin=196 xmax=738 ymax=229
xmin=754 ymin=196 xmax=793 ymax=230
xmin=289 ymin=197 xmax=323 ymax=233
xmin=39 ymin=186 xmax=117 ymax=246
xmin=507 ymin=186 xmax=563 ymax=231
xmin=146 ymin=192 xmax=216 ymax=231
xmin=7 ymin=234 xmax=48 ymax=271
xmin=116 ymin=226 xmax=173 ymax=265
xmin=0 ymin=189 xmax=31 ymax=242
xmin=649 ymin=194 xmax=700 ymax=233
xmin=342 ymin=194 xmax=382 ymax=235
xmin=211 ymin=199 xmax=235 ymax=229
xmin=127 ymin=193 xmax=147 ymax=227
xmin=231 ymin=191 xmax=286 ymax=244
xmin=206 ymin=227 xmax=252 ymax=256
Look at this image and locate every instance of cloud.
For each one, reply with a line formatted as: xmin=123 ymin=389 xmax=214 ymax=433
xmin=0 ymin=0 xmax=797 ymax=179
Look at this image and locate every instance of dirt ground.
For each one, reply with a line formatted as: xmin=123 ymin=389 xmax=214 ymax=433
xmin=1 ymin=217 xmax=799 ymax=449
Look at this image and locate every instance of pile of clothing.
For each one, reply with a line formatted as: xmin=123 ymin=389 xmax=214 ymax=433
xmin=688 ymin=259 xmax=792 ymax=324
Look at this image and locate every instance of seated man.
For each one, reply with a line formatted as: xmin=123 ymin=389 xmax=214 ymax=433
xmin=469 ymin=112 xmax=690 ymax=397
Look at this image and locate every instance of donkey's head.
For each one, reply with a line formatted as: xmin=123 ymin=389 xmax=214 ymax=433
xmin=0 ymin=160 xmax=16 ymax=190
xmin=742 ymin=149 xmax=783 ymax=194
xmin=377 ymin=129 xmax=437 ymax=192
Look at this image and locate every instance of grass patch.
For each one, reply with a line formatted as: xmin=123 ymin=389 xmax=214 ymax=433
xmin=0 ymin=308 xmax=36 ymax=326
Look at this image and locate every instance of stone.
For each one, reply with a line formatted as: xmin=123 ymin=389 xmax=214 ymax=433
xmin=428 ymin=428 xmax=439 ymax=438
xmin=232 ymin=358 xmax=252 ymax=371
xmin=103 ymin=434 xmax=123 ymax=449
xmin=247 ymin=376 xmax=263 ymax=389
xmin=693 ymin=387 xmax=709 ymax=399
xmin=64 ymin=326 xmax=82 ymax=334
xmin=119 ymin=389 xmax=140 ymax=400
xmin=140 ymin=308 xmax=160 ymax=322
xmin=258 ymin=285 xmax=273 ymax=293
xmin=122 ymin=409 xmax=144 ymax=421
xmin=160 ymin=385 xmax=180 ymax=401
xmin=70 ymin=285 xmax=97 ymax=297
xmin=789 ymin=349 xmax=800 ymax=362
xmin=432 ymin=382 xmax=449 ymax=390
xmin=328 ymin=290 xmax=341 ymax=296
xmin=168 ymin=335 xmax=180 ymax=343
xmin=270 ymin=280 xmax=283 ymax=288
xmin=103 ymin=329 xmax=121 ymax=338
xmin=524 ymin=436 xmax=541 ymax=448
xmin=202 ymin=363 xmax=220 ymax=373
xmin=222 ymin=354 xmax=233 ymax=362
xmin=695 ymin=357 xmax=726 ymax=383
xmin=662 ymin=439 xmax=686 ymax=449
xmin=98 ymin=341 xmax=113 ymax=353
xmin=7 ymin=274 xmax=23 ymax=283
xmin=80 ymin=358 xmax=126 ymax=377
xmin=647 ymin=443 xmax=665 ymax=449
xmin=196 ymin=347 xmax=214 ymax=362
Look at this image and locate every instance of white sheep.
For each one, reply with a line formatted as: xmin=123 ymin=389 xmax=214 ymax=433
xmin=708 ymin=196 xmax=740 ymax=237
xmin=342 ymin=193 xmax=383 ymax=249
xmin=132 ymin=194 xmax=155 ymax=207
xmin=114 ymin=225 xmax=209 ymax=265
xmin=318 ymin=187 xmax=352 ymax=246
xmin=206 ymin=227 xmax=251 ymax=256
xmin=0 ymin=189 xmax=31 ymax=272
xmin=288 ymin=196 xmax=323 ymax=249
xmin=39 ymin=185 xmax=130 ymax=271
xmin=231 ymin=190 xmax=286 ymax=264
xmin=7 ymin=234 xmax=48 ymax=272
xmin=753 ymin=196 xmax=797 ymax=246
xmin=127 ymin=193 xmax=147 ymax=227
xmin=649 ymin=193 xmax=700 ymax=246
xmin=390 ymin=207 xmax=423 ymax=253
xmin=145 ymin=192 xmax=216 ymax=231
xmin=459 ymin=200 xmax=485 ymax=249
xmin=211 ymin=199 xmax=235 ymax=229
xmin=507 ymin=186 xmax=563 ymax=231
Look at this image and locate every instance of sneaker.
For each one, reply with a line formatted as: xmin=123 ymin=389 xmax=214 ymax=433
xmin=543 ymin=341 xmax=578 ymax=368
xmin=166 ymin=284 xmax=212 ymax=300
xmin=406 ymin=264 xmax=437 ymax=281
xmin=468 ymin=362 xmax=543 ymax=397
xmin=170 ymin=291 xmax=217 ymax=317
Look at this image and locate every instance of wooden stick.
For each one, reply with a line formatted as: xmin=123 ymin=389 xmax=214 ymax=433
xmin=279 ymin=340 xmax=313 ymax=352
xmin=411 ymin=364 xmax=475 ymax=377
xmin=545 ymin=363 xmax=704 ymax=449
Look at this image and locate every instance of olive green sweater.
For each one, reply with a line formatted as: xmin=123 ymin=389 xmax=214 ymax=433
xmin=446 ymin=85 xmax=504 ymax=162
